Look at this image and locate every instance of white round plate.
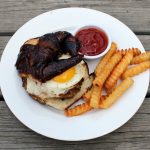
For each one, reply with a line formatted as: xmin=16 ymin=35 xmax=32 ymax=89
xmin=0 ymin=8 xmax=149 ymax=141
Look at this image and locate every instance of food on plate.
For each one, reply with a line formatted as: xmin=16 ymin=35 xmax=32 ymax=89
xmin=93 ymin=52 xmax=122 ymax=87
xmin=65 ymin=45 xmax=149 ymax=116
xmin=15 ymin=27 xmax=149 ymax=116
xmin=105 ymin=52 xmax=133 ymax=92
xmin=99 ymin=78 xmax=134 ymax=108
xmin=122 ymin=61 xmax=150 ymax=79
xmin=83 ymin=89 xmax=107 ymax=102
xmin=90 ymin=85 xmax=102 ymax=108
xmin=91 ymin=48 xmax=118 ymax=107
xmin=131 ymin=52 xmax=150 ymax=64
xmin=117 ymin=48 xmax=141 ymax=56
xmin=95 ymin=42 xmax=117 ymax=76
xmin=100 ymin=95 xmax=108 ymax=101
xmin=55 ymin=31 xmax=80 ymax=56
xmin=91 ymin=52 xmax=122 ymax=108
xmin=25 ymin=38 xmax=39 ymax=45
xmin=15 ymin=31 xmax=94 ymax=110
xmin=91 ymin=52 xmax=122 ymax=109
xmin=25 ymin=60 xmax=89 ymax=99
xmin=83 ymin=87 xmax=93 ymax=101
xmin=106 ymin=85 xmax=116 ymax=94
xmin=16 ymin=31 xmax=81 ymax=82
xmin=65 ymin=102 xmax=92 ymax=117
xmin=45 ymin=75 xmax=94 ymax=110
xmin=75 ymin=27 xmax=108 ymax=56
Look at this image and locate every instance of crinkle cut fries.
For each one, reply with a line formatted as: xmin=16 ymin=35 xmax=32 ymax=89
xmin=65 ymin=44 xmax=150 ymax=117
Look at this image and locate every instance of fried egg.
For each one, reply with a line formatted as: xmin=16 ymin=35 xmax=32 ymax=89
xmin=26 ymin=59 xmax=89 ymax=99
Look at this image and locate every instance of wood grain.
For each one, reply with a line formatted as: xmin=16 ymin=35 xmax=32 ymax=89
xmin=0 ymin=36 xmax=9 ymax=57
xmin=0 ymin=1 xmax=150 ymax=149
xmin=0 ymin=0 xmax=150 ymax=33
xmin=0 ymin=98 xmax=150 ymax=150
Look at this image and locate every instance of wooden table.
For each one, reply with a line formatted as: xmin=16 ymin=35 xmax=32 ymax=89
xmin=0 ymin=1 xmax=150 ymax=149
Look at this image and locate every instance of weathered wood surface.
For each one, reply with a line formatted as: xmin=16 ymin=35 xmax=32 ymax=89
xmin=0 ymin=98 xmax=150 ymax=150
xmin=0 ymin=0 xmax=150 ymax=149
xmin=0 ymin=36 xmax=9 ymax=57
xmin=0 ymin=0 xmax=150 ymax=33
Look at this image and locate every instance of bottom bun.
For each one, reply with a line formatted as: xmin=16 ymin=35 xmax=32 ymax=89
xmin=44 ymin=75 xmax=94 ymax=110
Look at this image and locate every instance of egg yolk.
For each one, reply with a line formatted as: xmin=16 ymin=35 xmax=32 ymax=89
xmin=53 ymin=67 xmax=76 ymax=83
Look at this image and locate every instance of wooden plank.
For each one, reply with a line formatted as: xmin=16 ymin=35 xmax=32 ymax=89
xmin=138 ymin=35 xmax=150 ymax=50
xmin=0 ymin=35 xmax=150 ymax=98
xmin=0 ymin=36 xmax=9 ymax=57
xmin=0 ymin=0 xmax=150 ymax=32
xmin=0 ymin=98 xmax=150 ymax=149
xmin=0 ymin=37 xmax=10 ymax=99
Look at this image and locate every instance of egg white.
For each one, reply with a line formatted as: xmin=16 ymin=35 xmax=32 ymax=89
xmin=26 ymin=60 xmax=88 ymax=99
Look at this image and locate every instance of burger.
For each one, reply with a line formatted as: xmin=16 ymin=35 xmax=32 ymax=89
xmin=15 ymin=31 xmax=93 ymax=110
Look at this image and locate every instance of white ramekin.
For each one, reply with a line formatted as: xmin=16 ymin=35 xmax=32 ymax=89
xmin=75 ymin=25 xmax=112 ymax=60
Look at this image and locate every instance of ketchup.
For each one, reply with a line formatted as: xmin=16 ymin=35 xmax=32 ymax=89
xmin=76 ymin=27 xmax=108 ymax=56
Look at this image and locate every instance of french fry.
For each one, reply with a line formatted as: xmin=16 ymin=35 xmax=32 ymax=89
xmin=100 ymin=95 xmax=108 ymax=101
xmin=105 ymin=52 xmax=133 ymax=91
xmin=82 ymin=87 xmax=93 ymax=102
xmin=90 ymin=85 xmax=102 ymax=108
xmin=99 ymin=78 xmax=134 ymax=108
xmin=65 ymin=102 xmax=92 ymax=117
xmin=105 ymin=84 xmax=116 ymax=94
xmin=117 ymin=48 xmax=141 ymax=56
xmin=83 ymin=87 xmax=107 ymax=102
xmin=95 ymin=42 xmax=117 ymax=76
xmin=131 ymin=52 xmax=150 ymax=64
xmin=93 ymin=52 xmax=122 ymax=87
xmin=122 ymin=61 xmax=150 ymax=79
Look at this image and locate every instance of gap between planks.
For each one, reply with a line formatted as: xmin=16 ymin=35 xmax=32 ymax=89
xmin=1 ymin=31 xmax=150 ymax=37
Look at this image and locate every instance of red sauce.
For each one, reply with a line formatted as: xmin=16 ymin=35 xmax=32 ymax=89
xmin=76 ymin=27 xmax=108 ymax=56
